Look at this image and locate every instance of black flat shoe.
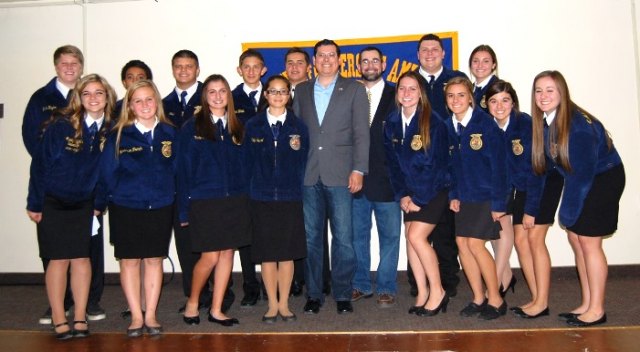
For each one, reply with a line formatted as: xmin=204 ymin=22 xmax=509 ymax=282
xmin=208 ymin=312 xmax=237 ymax=327
xmin=460 ymin=299 xmax=487 ymax=317
xmin=262 ymin=314 xmax=277 ymax=324
xmin=558 ymin=312 xmax=580 ymax=321
xmin=126 ymin=326 xmax=144 ymax=338
xmin=479 ymin=301 xmax=507 ymax=320
xmin=72 ymin=320 xmax=90 ymax=338
xmin=280 ymin=313 xmax=297 ymax=322
xmin=509 ymin=306 xmax=524 ymax=313
xmin=183 ymin=314 xmax=200 ymax=325
xmin=500 ymin=276 xmax=517 ymax=298
xmin=53 ymin=322 xmax=73 ymax=340
xmin=567 ymin=314 xmax=607 ymax=327
xmin=144 ymin=325 xmax=163 ymax=335
xmin=515 ymin=307 xmax=549 ymax=319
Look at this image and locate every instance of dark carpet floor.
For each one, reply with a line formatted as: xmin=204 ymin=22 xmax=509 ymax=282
xmin=1 ymin=267 xmax=639 ymax=334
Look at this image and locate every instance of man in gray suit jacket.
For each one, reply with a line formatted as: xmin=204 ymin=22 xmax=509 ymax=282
xmin=292 ymin=39 xmax=370 ymax=315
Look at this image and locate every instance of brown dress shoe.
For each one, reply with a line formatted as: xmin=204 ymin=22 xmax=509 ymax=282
xmin=376 ymin=293 xmax=396 ymax=308
xmin=351 ymin=289 xmax=373 ymax=302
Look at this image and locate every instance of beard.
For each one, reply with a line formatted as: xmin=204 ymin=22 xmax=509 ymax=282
xmin=361 ymin=70 xmax=382 ymax=82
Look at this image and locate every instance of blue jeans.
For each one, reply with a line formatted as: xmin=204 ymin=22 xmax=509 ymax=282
xmin=303 ymin=181 xmax=355 ymax=303
xmin=352 ymin=195 xmax=401 ymax=295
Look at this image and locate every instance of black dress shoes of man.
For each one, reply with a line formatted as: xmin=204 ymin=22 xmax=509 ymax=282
xmin=241 ymin=290 xmax=260 ymax=307
xmin=336 ymin=301 xmax=353 ymax=314
xmin=290 ymin=281 xmax=304 ymax=297
xmin=303 ymin=299 xmax=322 ymax=314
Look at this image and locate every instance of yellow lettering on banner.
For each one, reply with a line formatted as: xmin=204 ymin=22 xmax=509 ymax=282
xmin=386 ymin=59 xmax=419 ymax=84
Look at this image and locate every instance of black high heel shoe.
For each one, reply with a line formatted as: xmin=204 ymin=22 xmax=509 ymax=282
xmin=53 ymin=321 xmax=73 ymax=340
xmin=500 ymin=276 xmax=517 ymax=298
xmin=408 ymin=300 xmax=427 ymax=314
xmin=417 ymin=293 xmax=450 ymax=317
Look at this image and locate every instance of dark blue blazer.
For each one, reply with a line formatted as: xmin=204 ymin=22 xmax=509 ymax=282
xmin=384 ymin=108 xmax=449 ymax=207
xmin=96 ymin=123 xmax=177 ymax=211
xmin=423 ymin=67 xmax=468 ymax=121
xmin=357 ymin=83 xmax=397 ymax=202
xmin=245 ymin=110 xmax=309 ymax=202
xmin=22 ymin=77 xmax=69 ymax=156
xmin=502 ymin=112 xmax=544 ymax=217
xmin=162 ymin=82 xmax=203 ymax=129
xmin=446 ymin=108 xmax=508 ymax=211
xmin=232 ymin=83 xmax=266 ymax=125
xmin=27 ymin=117 xmax=109 ymax=212
xmin=550 ymin=109 xmax=623 ymax=227
xmin=474 ymin=75 xmax=498 ymax=113
xmin=176 ymin=117 xmax=249 ymax=223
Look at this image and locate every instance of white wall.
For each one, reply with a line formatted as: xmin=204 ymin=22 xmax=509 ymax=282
xmin=1 ymin=0 xmax=638 ymax=273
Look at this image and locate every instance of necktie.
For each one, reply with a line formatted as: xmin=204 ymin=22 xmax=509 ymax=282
xmin=457 ymin=122 xmax=464 ymax=137
xmin=66 ymin=90 xmax=73 ymax=102
xmin=543 ymin=118 xmax=549 ymax=128
xmin=143 ymin=131 xmax=153 ymax=146
xmin=404 ymin=123 xmax=409 ymax=139
xmin=180 ymin=91 xmax=188 ymax=111
xmin=248 ymin=90 xmax=258 ymax=109
xmin=428 ymin=75 xmax=435 ymax=88
xmin=474 ymin=85 xmax=482 ymax=102
xmin=216 ymin=119 xmax=225 ymax=140
xmin=88 ymin=122 xmax=98 ymax=137
xmin=366 ymin=90 xmax=373 ymax=126
xmin=271 ymin=121 xmax=282 ymax=141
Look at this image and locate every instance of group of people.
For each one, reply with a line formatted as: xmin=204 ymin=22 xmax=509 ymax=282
xmin=23 ymin=33 xmax=625 ymax=340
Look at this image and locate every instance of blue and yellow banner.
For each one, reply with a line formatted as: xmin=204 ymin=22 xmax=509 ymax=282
xmin=242 ymin=32 xmax=460 ymax=85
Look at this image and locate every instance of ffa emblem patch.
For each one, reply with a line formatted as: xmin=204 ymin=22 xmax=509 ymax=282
xmin=161 ymin=141 xmax=172 ymax=158
xmin=512 ymin=139 xmax=524 ymax=156
xmin=480 ymin=96 xmax=487 ymax=109
xmin=410 ymin=135 xmax=423 ymax=151
xmin=470 ymin=134 xmax=483 ymax=150
xmin=289 ymin=135 xmax=301 ymax=151
xmin=99 ymin=136 xmax=106 ymax=152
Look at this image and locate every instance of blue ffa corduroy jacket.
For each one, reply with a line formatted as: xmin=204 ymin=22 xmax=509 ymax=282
xmin=446 ymin=108 xmax=508 ymax=211
xmin=502 ymin=112 xmax=544 ymax=217
xmin=423 ymin=67 xmax=468 ymax=121
xmin=22 ymin=77 xmax=69 ymax=156
xmin=162 ymin=82 xmax=203 ymax=129
xmin=474 ymin=75 xmax=498 ymax=113
xmin=245 ymin=110 xmax=309 ymax=202
xmin=550 ymin=109 xmax=623 ymax=227
xmin=176 ymin=117 xmax=249 ymax=223
xmin=384 ymin=108 xmax=450 ymax=207
xmin=95 ymin=123 xmax=177 ymax=211
xmin=27 ymin=117 xmax=109 ymax=212
xmin=232 ymin=83 xmax=266 ymax=125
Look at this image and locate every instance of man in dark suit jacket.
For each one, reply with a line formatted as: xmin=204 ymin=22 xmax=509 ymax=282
xmin=292 ymin=39 xmax=369 ymax=315
xmin=411 ymin=33 xmax=467 ymax=297
xmin=350 ymin=47 xmax=401 ymax=308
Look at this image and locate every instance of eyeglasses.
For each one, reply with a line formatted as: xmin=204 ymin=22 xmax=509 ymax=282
xmin=266 ymin=89 xmax=290 ymax=96
xmin=360 ymin=58 xmax=381 ymax=65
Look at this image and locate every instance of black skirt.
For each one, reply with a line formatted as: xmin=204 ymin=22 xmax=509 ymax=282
xmin=250 ymin=200 xmax=306 ymax=262
xmin=189 ymin=195 xmax=251 ymax=252
xmin=37 ymin=196 xmax=93 ymax=260
xmin=455 ymin=201 xmax=501 ymax=240
xmin=512 ymin=168 xmax=563 ymax=225
xmin=109 ymin=203 xmax=173 ymax=259
xmin=567 ymin=163 xmax=625 ymax=237
xmin=403 ymin=190 xmax=449 ymax=224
